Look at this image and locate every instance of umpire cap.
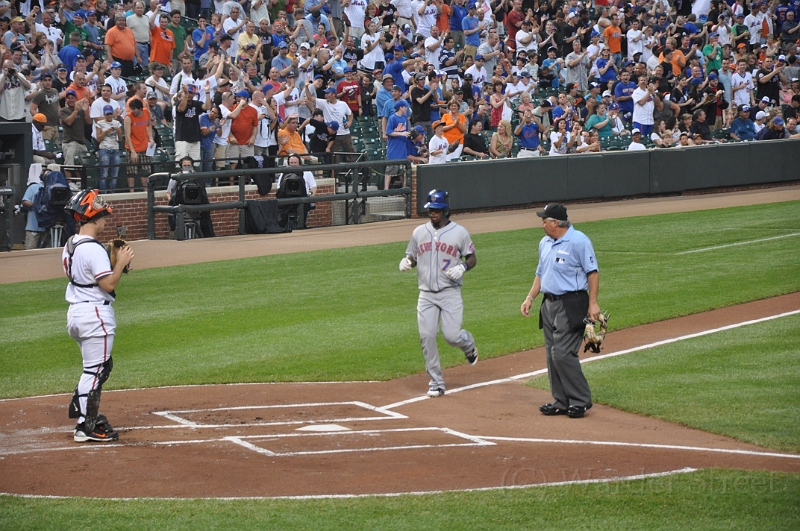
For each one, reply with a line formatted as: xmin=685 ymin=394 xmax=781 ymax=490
xmin=536 ymin=203 xmax=568 ymax=221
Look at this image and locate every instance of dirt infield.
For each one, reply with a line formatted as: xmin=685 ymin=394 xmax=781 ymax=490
xmin=1 ymin=187 xmax=799 ymax=499
xmin=1 ymin=296 xmax=798 ymax=499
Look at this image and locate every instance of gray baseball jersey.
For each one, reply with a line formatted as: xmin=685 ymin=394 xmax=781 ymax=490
xmin=406 ymin=220 xmax=476 ymax=292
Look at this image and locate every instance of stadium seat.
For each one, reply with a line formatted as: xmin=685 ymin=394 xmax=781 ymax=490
xmin=79 ymin=153 xmax=100 ymax=189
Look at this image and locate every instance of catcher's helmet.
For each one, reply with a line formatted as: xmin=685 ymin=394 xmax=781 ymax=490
xmin=64 ymin=189 xmax=113 ymax=223
xmin=424 ymin=189 xmax=449 ymax=215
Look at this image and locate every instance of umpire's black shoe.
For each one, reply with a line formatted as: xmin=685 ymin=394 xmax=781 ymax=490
xmin=567 ymin=404 xmax=593 ymax=419
xmin=539 ymin=403 xmax=568 ymax=416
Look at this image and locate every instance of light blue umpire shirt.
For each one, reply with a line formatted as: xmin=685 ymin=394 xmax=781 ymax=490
xmin=535 ymin=225 xmax=598 ymax=296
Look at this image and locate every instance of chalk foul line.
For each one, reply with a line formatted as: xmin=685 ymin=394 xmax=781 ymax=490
xmin=0 ymin=467 xmax=698 ymax=501
xmin=381 ymin=308 xmax=800 ymax=410
xmin=478 ymin=436 xmax=800 ymax=460
xmin=676 ymin=232 xmax=800 ymax=255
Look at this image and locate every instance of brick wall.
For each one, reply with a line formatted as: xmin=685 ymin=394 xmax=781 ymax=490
xmin=104 ymin=179 xmax=336 ymax=240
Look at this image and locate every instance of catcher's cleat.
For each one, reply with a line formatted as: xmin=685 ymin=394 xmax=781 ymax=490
xmin=465 ymin=346 xmax=478 ymax=365
xmin=427 ymin=388 xmax=446 ymax=398
xmin=567 ymin=404 xmax=592 ymax=419
xmin=583 ymin=311 xmax=610 ymax=354
xmin=539 ymin=403 xmax=569 ymax=416
xmin=74 ymin=422 xmax=119 ymax=443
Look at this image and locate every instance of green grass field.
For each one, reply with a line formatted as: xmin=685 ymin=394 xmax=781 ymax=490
xmin=1 ymin=469 xmax=798 ymax=530
xmin=529 ymin=313 xmax=800 ymax=453
xmin=1 ymin=201 xmax=799 ymax=530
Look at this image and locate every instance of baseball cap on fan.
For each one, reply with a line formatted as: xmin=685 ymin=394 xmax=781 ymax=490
xmin=536 ymin=203 xmax=568 ymax=221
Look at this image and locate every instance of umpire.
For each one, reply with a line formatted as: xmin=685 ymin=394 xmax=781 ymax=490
xmin=520 ymin=203 xmax=601 ymax=419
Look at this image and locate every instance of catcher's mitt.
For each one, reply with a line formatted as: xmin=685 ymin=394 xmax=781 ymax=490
xmin=583 ymin=311 xmax=609 ymax=354
xmin=106 ymin=238 xmax=131 ymax=273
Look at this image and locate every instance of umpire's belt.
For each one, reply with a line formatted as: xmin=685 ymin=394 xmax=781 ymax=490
xmin=542 ymin=291 xmax=583 ymax=301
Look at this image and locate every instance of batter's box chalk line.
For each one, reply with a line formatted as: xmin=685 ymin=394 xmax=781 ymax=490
xmin=155 ymin=427 xmax=496 ymax=456
xmin=136 ymin=401 xmax=406 ymax=430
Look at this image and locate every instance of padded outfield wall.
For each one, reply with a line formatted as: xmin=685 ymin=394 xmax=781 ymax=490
xmin=415 ymin=139 xmax=800 ymax=214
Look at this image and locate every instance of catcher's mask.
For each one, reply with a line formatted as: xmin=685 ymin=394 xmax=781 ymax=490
xmin=424 ymin=189 xmax=449 ymax=217
xmin=583 ymin=311 xmax=610 ymax=354
xmin=65 ymin=189 xmax=113 ymax=223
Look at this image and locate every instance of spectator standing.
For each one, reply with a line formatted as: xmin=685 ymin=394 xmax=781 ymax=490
xmin=168 ymin=10 xmax=189 ymax=74
xmin=95 ymin=105 xmax=123 ymax=193
xmin=29 ymin=72 xmax=60 ymax=141
xmin=124 ymin=98 xmax=154 ymax=192
xmin=385 ymin=100 xmax=410 ymax=189
xmin=0 ymin=60 xmax=31 ymax=121
xmin=565 ymin=40 xmax=591 ymax=93
xmin=603 ymin=14 xmax=623 ymax=68
xmin=514 ymin=109 xmax=544 ymax=157
xmin=176 ymin=83 xmax=213 ymax=166
xmin=105 ymin=13 xmax=139 ymax=77
xmin=127 ymin=1 xmax=152 ymax=70
xmin=59 ymin=32 xmax=84 ymax=73
xmin=462 ymin=2 xmax=484 ymax=60
xmin=199 ymin=107 xmax=220 ymax=172
xmin=337 ymin=67 xmax=362 ymax=117
xmin=410 ymin=71 xmax=437 ymax=134
xmin=613 ymin=70 xmax=637 ymax=121
xmin=731 ymin=58 xmax=755 ymax=106
xmin=222 ymin=5 xmax=247 ymax=58
xmin=756 ymin=55 xmax=786 ymax=104
xmin=193 ymin=14 xmax=215 ymax=62
xmin=60 ymin=90 xmax=89 ymax=170
xmin=148 ymin=13 xmax=175 ymax=75
xmin=228 ymin=90 xmax=259 ymax=166
xmin=306 ymin=85 xmax=356 ymax=159
xmin=632 ymin=75 xmax=657 ymax=137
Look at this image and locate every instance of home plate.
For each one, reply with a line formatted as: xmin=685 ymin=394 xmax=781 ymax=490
xmin=295 ymin=424 xmax=351 ymax=432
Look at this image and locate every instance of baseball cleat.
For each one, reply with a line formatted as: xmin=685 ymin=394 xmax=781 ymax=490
xmin=567 ymin=404 xmax=592 ymax=418
xmin=74 ymin=422 xmax=119 ymax=443
xmin=539 ymin=403 xmax=569 ymax=416
xmin=465 ymin=346 xmax=478 ymax=365
xmin=427 ymin=388 xmax=445 ymax=398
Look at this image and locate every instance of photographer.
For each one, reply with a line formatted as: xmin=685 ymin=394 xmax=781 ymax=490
xmin=0 ymin=60 xmax=32 ymax=121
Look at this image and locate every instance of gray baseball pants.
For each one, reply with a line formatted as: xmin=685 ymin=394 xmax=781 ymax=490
xmin=417 ymin=287 xmax=475 ymax=391
xmin=541 ymin=298 xmax=592 ymax=409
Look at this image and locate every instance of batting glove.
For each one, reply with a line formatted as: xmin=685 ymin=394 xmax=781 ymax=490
xmin=445 ymin=263 xmax=468 ymax=280
xmin=399 ymin=256 xmax=413 ymax=272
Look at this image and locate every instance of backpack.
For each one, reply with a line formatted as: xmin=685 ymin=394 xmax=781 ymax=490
xmin=33 ymin=171 xmax=74 ymax=232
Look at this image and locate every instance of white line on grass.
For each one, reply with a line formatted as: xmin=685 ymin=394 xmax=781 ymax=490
xmin=0 ymin=467 xmax=699 ymax=500
xmin=676 ymin=232 xmax=800 ymax=255
xmin=478 ymin=436 xmax=800 ymax=460
xmin=382 ymin=309 xmax=800 ymax=409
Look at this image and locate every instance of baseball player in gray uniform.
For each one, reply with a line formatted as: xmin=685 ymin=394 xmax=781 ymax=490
xmin=63 ymin=189 xmax=134 ymax=442
xmin=400 ymin=189 xmax=478 ymax=397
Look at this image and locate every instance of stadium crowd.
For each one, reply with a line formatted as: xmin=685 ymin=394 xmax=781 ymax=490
xmin=7 ymin=0 xmax=800 ymax=196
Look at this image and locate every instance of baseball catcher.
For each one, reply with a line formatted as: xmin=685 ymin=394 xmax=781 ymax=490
xmin=583 ymin=312 xmax=609 ymax=353
xmin=63 ymin=189 xmax=133 ymax=443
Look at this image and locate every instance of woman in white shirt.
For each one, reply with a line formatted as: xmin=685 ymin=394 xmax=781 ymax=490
xmin=360 ymin=21 xmax=385 ymax=73
xmin=549 ymin=118 xmax=576 ymax=155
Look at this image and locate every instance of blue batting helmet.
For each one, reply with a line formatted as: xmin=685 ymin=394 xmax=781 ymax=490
xmin=424 ymin=189 xmax=449 ymax=214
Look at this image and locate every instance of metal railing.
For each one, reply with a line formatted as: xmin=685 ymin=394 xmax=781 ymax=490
xmin=146 ymin=159 xmax=411 ymax=240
